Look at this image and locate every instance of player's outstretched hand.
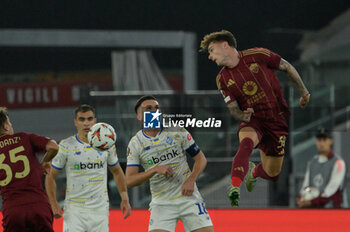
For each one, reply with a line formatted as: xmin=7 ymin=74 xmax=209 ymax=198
xmin=242 ymin=108 xmax=254 ymax=123
xmin=181 ymin=178 xmax=195 ymax=196
xmin=41 ymin=161 xmax=51 ymax=175
xmin=299 ymin=93 xmax=310 ymax=109
xmin=155 ymin=165 xmax=173 ymax=177
xmin=120 ymin=199 xmax=132 ymax=219
xmin=51 ymin=201 xmax=63 ymax=219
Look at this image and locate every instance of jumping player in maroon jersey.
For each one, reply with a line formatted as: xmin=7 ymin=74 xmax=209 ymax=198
xmin=200 ymin=30 xmax=310 ymax=206
xmin=0 ymin=107 xmax=59 ymax=231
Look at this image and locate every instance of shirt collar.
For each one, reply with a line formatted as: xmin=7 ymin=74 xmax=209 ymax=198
xmin=142 ymin=127 xmax=163 ymax=139
xmin=318 ymin=150 xmax=334 ymax=163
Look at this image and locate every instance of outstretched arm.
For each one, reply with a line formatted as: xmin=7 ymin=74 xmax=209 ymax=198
xmin=279 ymin=58 xmax=310 ymax=108
xmin=227 ymin=101 xmax=254 ymax=123
xmin=109 ymin=164 xmax=131 ymax=219
xmin=181 ymin=151 xmax=207 ymax=196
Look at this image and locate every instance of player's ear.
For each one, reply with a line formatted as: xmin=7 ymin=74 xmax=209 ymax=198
xmin=3 ymin=121 xmax=11 ymax=133
xmin=329 ymin=138 xmax=333 ymax=146
xmin=73 ymin=118 xmax=78 ymax=127
xmin=1 ymin=123 xmax=6 ymax=132
xmin=136 ymin=111 xmax=142 ymax=121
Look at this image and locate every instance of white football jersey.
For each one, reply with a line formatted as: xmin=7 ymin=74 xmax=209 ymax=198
xmin=127 ymin=127 xmax=203 ymax=206
xmin=51 ymin=135 xmax=119 ymax=210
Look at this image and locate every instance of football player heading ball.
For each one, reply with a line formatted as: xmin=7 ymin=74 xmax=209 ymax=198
xmin=200 ymin=30 xmax=310 ymax=206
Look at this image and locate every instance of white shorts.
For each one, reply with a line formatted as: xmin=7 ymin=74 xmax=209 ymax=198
xmin=149 ymin=200 xmax=213 ymax=232
xmin=63 ymin=207 xmax=109 ymax=232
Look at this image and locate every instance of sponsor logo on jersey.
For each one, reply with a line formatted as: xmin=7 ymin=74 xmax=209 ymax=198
xmin=73 ymin=161 xmax=104 ymax=170
xmin=243 ymin=81 xmax=258 ymax=96
xmin=147 ymin=149 xmax=179 ymax=165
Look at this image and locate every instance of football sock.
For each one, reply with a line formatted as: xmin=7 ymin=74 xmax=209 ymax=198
xmin=231 ymin=138 xmax=254 ymax=187
xmin=253 ymin=163 xmax=280 ymax=181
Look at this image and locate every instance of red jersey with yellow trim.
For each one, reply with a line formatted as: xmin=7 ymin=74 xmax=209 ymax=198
xmin=216 ymin=47 xmax=290 ymax=121
xmin=0 ymin=132 xmax=50 ymax=209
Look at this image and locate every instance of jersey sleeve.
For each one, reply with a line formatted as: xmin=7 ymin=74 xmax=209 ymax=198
xmin=311 ymin=158 xmax=346 ymax=207
xmin=126 ymin=138 xmax=141 ymax=167
xmin=255 ymin=48 xmax=281 ymax=69
xmin=180 ymin=128 xmax=201 ymax=157
xmin=299 ymin=162 xmax=311 ymax=195
xmin=27 ymin=133 xmax=51 ymax=153
xmin=107 ymin=145 xmax=119 ymax=166
xmin=216 ymin=72 xmax=236 ymax=105
xmin=51 ymin=140 xmax=68 ymax=170
xmin=321 ymin=159 xmax=346 ymax=197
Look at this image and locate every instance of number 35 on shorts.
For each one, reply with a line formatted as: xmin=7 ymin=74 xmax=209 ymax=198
xmin=277 ymin=135 xmax=287 ymax=155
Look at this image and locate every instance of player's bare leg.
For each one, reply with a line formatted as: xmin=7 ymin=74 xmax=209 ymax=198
xmin=248 ymin=149 xmax=284 ymax=182
xmin=191 ymin=225 xmax=214 ymax=232
xmin=259 ymin=150 xmax=284 ymax=177
xmin=228 ymin=127 xmax=259 ymax=206
xmin=245 ymin=149 xmax=284 ymax=193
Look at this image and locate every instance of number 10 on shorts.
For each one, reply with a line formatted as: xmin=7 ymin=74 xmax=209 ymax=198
xmin=195 ymin=203 xmax=208 ymax=215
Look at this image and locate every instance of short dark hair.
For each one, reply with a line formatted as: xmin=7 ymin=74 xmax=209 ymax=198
xmin=316 ymin=128 xmax=332 ymax=139
xmin=200 ymin=30 xmax=237 ymax=52
xmin=0 ymin=107 xmax=9 ymax=134
xmin=134 ymin=95 xmax=157 ymax=113
xmin=74 ymin=104 xmax=95 ymax=118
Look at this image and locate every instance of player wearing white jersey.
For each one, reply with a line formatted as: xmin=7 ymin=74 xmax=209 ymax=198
xmin=45 ymin=105 xmax=131 ymax=232
xmin=126 ymin=96 xmax=213 ymax=232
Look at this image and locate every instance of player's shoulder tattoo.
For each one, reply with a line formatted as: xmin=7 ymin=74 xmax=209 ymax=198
xmin=242 ymin=47 xmax=271 ymax=57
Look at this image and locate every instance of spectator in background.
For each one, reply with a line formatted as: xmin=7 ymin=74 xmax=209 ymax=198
xmin=297 ymin=128 xmax=346 ymax=208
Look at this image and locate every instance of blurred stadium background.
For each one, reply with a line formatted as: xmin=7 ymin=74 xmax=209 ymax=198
xmin=1 ymin=1 xmax=350 ymax=231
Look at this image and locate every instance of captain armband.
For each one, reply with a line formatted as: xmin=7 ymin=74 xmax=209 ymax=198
xmin=186 ymin=143 xmax=201 ymax=157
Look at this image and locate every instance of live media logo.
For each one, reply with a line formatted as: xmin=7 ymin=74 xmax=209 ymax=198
xmin=143 ymin=110 xmax=162 ymax=129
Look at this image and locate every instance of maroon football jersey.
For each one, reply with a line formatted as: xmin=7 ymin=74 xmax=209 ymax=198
xmin=0 ymin=132 xmax=51 ymax=209
xmin=217 ymin=47 xmax=290 ymax=121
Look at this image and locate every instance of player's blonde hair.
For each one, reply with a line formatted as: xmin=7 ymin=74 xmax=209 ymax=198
xmin=200 ymin=30 xmax=237 ymax=52
xmin=0 ymin=107 xmax=9 ymax=134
